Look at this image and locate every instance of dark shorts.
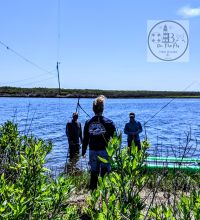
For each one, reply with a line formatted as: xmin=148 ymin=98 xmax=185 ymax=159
xmin=69 ymin=144 xmax=80 ymax=159
xmin=89 ymin=150 xmax=111 ymax=173
xmin=128 ymin=140 xmax=141 ymax=150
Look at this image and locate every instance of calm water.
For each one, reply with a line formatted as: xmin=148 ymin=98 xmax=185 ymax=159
xmin=0 ymin=97 xmax=200 ymax=171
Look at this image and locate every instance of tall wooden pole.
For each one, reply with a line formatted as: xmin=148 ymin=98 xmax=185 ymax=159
xmin=56 ymin=62 xmax=61 ymax=95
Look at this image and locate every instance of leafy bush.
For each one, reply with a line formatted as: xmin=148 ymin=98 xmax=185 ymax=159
xmin=148 ymin=190 xmax=200 ymax=220
xmin=85 ymin=135 xmax=200 ymax=220
xmin=0 ymin=121 xmax=199 ymax=219
xmin=85 ymin=136 xmax=149 ymax=219
xmin=0 ymin=121 xmax=78 ymax=220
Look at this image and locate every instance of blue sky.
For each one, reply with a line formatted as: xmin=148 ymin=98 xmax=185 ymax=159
xmin=0 ymin=0 xmax=200 ymax=91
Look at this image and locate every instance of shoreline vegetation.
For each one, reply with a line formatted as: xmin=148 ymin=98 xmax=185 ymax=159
xmin=1 ymin=86 xmax=200 ymax=98
xmin=0 ymin=121 xmax=199 ymax=219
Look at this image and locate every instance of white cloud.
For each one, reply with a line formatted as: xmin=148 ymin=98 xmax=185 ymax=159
xmin=178 ymin=6 xmax=200 ymax=18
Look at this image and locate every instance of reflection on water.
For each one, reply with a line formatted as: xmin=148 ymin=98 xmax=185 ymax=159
xmin=64 ymin=153 xmax=81 ymax=174
xmin=64 ymin=144 xmax=81 ymax=174
xmin=1 ymin=97 xmax=200 ymax=172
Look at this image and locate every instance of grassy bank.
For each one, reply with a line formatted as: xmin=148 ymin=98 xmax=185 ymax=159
xmin=0 ymin=121 xmax=199 ymax=219
xmin=1 ymin=86 xmax=200 ymax=98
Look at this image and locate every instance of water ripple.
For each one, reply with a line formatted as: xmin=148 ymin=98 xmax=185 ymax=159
xmin=1 ymin=97 xmax=200 ymax=170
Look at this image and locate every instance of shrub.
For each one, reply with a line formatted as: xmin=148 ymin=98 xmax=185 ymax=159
xmin=85 ymin=135 xmax=200 ymax=220
xmin=0 ymin=121 xmax=78 ymax=220
xmin=85 ymin=136 xmax=149 ymax=219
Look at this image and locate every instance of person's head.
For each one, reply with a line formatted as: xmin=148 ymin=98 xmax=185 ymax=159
xmin=93 ymin=95 xmax=105 ymax=115
xmin=129 ymin=112 xmax=135 ymax=122
xmin=72 ymin=112 xmax=78 ymax=121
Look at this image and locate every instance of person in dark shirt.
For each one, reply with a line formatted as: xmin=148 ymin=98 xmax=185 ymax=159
xmin=82 ymin=95 xmax=116 ymax=190
xmin=124 ymin=112 xmax=143 ymax=150
xmin=66 ymin=112 xmax=82 ymax=159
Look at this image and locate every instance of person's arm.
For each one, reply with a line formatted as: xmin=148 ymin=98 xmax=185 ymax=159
xmin=66 ymin=123 xmax=71 ymax=139
xmin=110 ymin=121 xmax=116 ymax=137
xmin=136 ymin=122 xmax=143 ymax=134
xmin=124 ymin=123 xmax=134 ymax=135
xmin=82 ymin=121 xmax=89 ymax=156
xmin=79 ymin=123 xmax=83 ymax=144
xmin=66 ymin=123 xmax=73 ymax=144
xmin=66 ymin=123 xmax=68 ymax=137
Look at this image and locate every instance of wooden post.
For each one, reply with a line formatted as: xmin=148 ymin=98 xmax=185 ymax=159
xmin=56 ymin=62 xmax=61 ymax=95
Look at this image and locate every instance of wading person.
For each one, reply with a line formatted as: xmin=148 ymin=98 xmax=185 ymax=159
xmin=65 ymin=112 xmax=82 ymax=172
xmin=124 ymin=112 xmax=143 ymax=150
xmin=82 ymin=95 xmax=116 ymax=190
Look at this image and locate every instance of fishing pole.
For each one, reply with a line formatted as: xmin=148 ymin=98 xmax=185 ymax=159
xmin=76 ymin=98 xmax=80 ymax=113
xmin=76 ymin=98 xmax=91 ymax=118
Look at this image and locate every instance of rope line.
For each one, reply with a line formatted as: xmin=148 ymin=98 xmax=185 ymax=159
xmin=0 ymin=40 xmax=55 ymax=76
xmin=57 ymin=0 xmax=61 ymax=61
xmin=144 ymin=81 xmax=197 ymax=125
xmin=16 ymin=76 xmax=57 ymax=87
xmin=0 ymin=70 xmax=57 ymax=86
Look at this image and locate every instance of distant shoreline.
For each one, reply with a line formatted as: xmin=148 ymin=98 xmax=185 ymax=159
xmin=1 ymin=86 xmax=200 ymax=98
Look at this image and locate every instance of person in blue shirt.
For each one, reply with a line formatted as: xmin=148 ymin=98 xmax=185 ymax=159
xmin=82 ymin=95 xmax=116 ymax=190
xmin=124 ymin=112 xmax=143 ymax=150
